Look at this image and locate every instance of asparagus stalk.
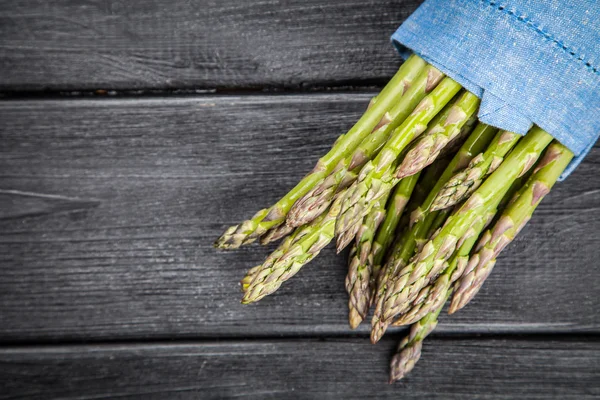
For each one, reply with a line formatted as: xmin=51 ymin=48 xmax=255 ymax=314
xmin=394 ymin=91 xmax=481 ymax=179
xmin=337 ymin=91 xmax=481 ymax=246
xmin=449 ymin=141 xmax=573 ymax=313
xmin=389 ymin=300 xmax=443 ymax=383
xmin=424 ymin=209 xmax=452 ymax=242
xmin=407 ymin=123 xmax=498 ymax=227
xmin=372 ymin=122 xmax=497 ymax=332
xmin=259 ymin=223 xmax=294 ymax=245
xmin=370 ymin=175 xmax=421 ymax=294
xmin=373 ymin=161 xmax=449 ymax=298
xmin=241 ymin=193 xmax=349 ymax=303
xmin=439 ymin=114 xmax=478 ymax=158
xmin=371 ymin=127 xmax=553 ymax=343
xmin=346 ymin=194 xmax=390 ymax=328
xmin=431 ymin=130 xmax=522 ymax=211
xmin=334 ymin=78 xmax=463 ymax=247
xmin=287 ymin=64 xmax=444 ymax=228
xmin=215 ymin=55 xmax=427 ymax=249
xmin=336 ymin=214 xmax=365 ymax=253
xmin=240 ymin=213 xmax=325 ymax=294
xmin=392 ymin=209 xmax=493 ymax=326
xmin=388 ymin=205 xmax=493 ymax=383
xmin=403 ymin=160 xmax=450 ymax=219
xmin=417 ymin=208 xmax=453 ymax=251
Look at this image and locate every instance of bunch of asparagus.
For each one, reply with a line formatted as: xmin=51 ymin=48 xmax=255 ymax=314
xmin=215 ymin=55 xmax=573 ymax=382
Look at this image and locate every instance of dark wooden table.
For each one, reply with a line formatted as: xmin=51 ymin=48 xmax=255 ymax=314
xmin=1 ymin=1 xmax=599 ymax=398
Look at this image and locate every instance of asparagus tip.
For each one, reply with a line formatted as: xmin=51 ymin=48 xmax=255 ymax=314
xmin=447 ymin=300 xmax=459 ymax=315
xmin=348 ymin=308 xmax=364 ymax=330
xmin=389 ymin=341 xmax=423 ymax=383
xmin=370 ymin=320 xmax=389 ymax=344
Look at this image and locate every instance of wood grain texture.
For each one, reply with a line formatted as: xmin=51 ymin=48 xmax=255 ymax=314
xmin=0 ymin=337 xmax=598 ymax=399
xmin=1 ymin=95 xmax=599 ymax=342
xmin=0 ymin=0 xmax=422 ymax=91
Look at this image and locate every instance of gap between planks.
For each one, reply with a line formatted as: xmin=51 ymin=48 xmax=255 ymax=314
xmin=1 ymin=329 xmax=599 ymax=348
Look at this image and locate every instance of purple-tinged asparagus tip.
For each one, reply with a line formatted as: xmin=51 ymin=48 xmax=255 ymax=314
xmin=533 ymin=145 xmax=563 ymax=174
xmin=263 ymin=206 xmax=284 ymax=222
xmin=389 ymin=342 xmax=422 ymax=383
xmin=518 ymin=153 xmax=539 ymax=178
xmin=370 ymin=320 xmax=389 ymax=344
xmin=531 ymin=181 xmax=550 ymax=205
xmin=425 ymin=68 xmax=444 ymax=92
xmin=348 ymin=307 xmax=365 ymax=330
xmin=461 ymin=193 xmax=484 ymax=213
xmin=373 ymin=112 xmax=392 ymax=132
xmin=444 ymin=106 xmax=467 ymax=126
xmin=498 ymin=131 xmax=518 ymax=145
xmin=348 ymin=150 xmax=368 ymax=171
xmin=490 ymin=216 xmax=514 ymax=244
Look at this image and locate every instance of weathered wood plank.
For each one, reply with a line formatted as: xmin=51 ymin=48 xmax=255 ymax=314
xmin=0 ymin=95 xmax=599 ymax=341
xmin=0 ymin=0 xmax=422 ymax=91
xmin=0 ymin=337 xmax=598 ymax=399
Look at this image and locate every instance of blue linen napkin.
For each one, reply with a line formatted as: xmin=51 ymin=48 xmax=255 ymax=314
xmin=392 ymin=0 xmax=599 ymax=180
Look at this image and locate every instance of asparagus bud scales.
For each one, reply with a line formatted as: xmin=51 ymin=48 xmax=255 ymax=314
xmin=240 ymin=216 xmax=320 ymax=294
xmin=216 ymin=55 xmax=427 ymax=249
xmin=392 ymin=209 xmax=491 ymax=327
xmin=335 ymin=77 xmax=463 ymax=246
xmin=449 ymin=141 xmax=573 ymax=313
xmin=406 ymin=160 xmax=448 ymax=214
xmin=394 ymin=91 xmax=481 ymax=179
xmin=346 ymin=194 xmax=389 ymax=328
xmin=371 ymin=122 xmax=497 ymax=333
xmin=439 ymin=113 xmax=478 ymax=158
xmin=389 ymin=300 xmax=442 ymax=383
xmin=371 ymin=127 xmax=553 ymax=343
xmin=260 ymin=223 xmax=294 ymax=245
xmin=241 ymin=205 xmax=335 ymax=303
xmin=431 ymin=129 xmax=521 ymax=211
xmin=370 ymin=174 xmax=420 ymax=296
xmin=287 ymin=63 xmax=442 ymax=228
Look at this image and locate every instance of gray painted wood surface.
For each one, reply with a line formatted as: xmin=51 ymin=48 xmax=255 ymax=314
xmin=0 ymin=0 xmax=599 ymax=398
xmin=1 ymin=338 xmax=599 ymax=399
xmin=1 ymin=95 xmax=599 ymax=343
xmin=0 ymin=0 xmax=420 ymax=91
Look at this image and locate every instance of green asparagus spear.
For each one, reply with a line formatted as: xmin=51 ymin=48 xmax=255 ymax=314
xmin=241 ymin=193 xmax=348 ymax=303
xmin=334 ymin=78 xmax=463 ymax=246
xmin=346 ymin=194 xmax=390 ymax=328
xmin=439 ymin=114 xmax=478 ymax=158
xmin=394 ymin=91 xmax=481 ymax=179
xmin=389 ymin=203 xmax=493 ymax=383
xmin=404 ymin=160 xmax=450 ymax=219
xmin=370 ymin=175 xmax=420 ymax=294
xmin=371 ymin=127 xmax=553 ymax=343
xmin=216 ymin=55 xmax=427 ymax=249
xmin=286 ymin=64 xmax=444 ymax=228
xmin=372 ymin=122 xmax=497 ymax=331
xmin=392 ymin=209 xmax=493 ymax=326
xmin=449 ymin=141 xmax=574 ymax=313
xmin=388 ymin=300 xmax=443 ymax=383
xmin=431 ymin=130 xmax=521 ymax=211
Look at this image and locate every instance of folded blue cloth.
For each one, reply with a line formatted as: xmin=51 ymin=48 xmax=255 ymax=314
xmin=392 ymin=0 xmax=599 ymax=180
